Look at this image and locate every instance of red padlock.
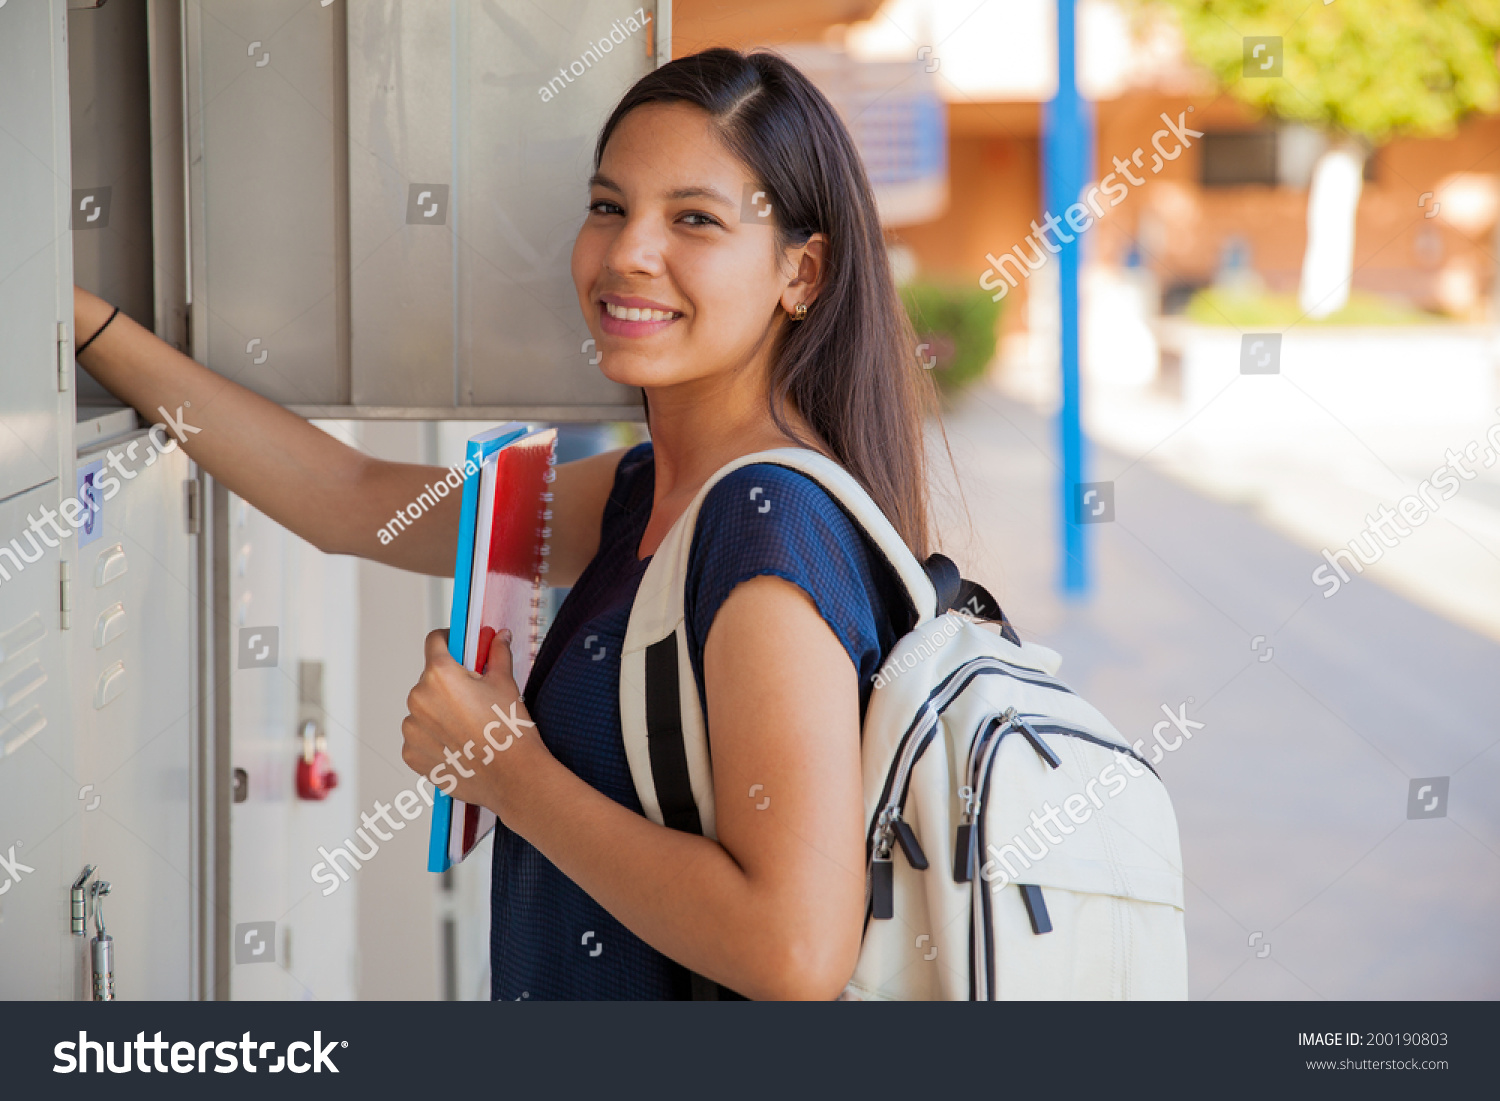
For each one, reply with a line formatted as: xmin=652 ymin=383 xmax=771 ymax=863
xmin=295 ymin=720 xmax=339 ymax=800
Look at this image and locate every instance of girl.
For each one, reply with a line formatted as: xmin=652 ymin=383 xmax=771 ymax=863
xmin=73 ymin=48 xmax=941 ymax=1000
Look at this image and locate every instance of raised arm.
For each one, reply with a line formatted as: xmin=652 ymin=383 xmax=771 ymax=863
xmin=72 ymin=286 xmax=624 ymax=584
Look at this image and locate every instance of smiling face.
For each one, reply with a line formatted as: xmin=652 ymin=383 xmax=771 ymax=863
xmin=571 ymin=101 xmax=820 ymax=398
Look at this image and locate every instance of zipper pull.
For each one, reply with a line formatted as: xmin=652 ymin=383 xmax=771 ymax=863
xmin=953 ymin=823 xmax=974 ymax=882
xmin=871 ymin=855 xmax=894 ymax=919
xmin=1016 ymin=717 xmax=1062 ymax=769
xmin=890 ymin=814 xmax=928 ymax=870
xmin=871 ymin=825 xmax=895 ymax=920
xmin=953 ymin=786 xmax=975 ymax=882
xmin=1019 ymin=883 xmax=1053 ymax=935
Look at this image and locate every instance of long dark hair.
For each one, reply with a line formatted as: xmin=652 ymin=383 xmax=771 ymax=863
xmin=594 ymin=47 xmax=939 ymax=560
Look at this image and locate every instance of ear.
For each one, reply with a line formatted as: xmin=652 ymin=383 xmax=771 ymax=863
xmin=780 ymin=232 xmax=829 ymax=314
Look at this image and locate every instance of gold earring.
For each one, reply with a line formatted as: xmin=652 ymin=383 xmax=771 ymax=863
xmin=792 ymin=302 xmax=808 ymax=321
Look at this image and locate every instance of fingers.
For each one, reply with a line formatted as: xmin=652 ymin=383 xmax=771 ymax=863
xmin=483 ymin=629 xmax=516 ymax=687
xmin=424 ymin=627 xmax=452 ymax=665
xmin=399 ymin=714 xmax=427 ymax=774
xmin=400 ymin=735 xmax=421 ymax=774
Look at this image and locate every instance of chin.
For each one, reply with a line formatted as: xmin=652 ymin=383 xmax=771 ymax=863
xmin=597 ymin=352 xmax=688 ymax=390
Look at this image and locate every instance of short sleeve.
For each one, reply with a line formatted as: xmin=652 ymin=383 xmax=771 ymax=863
xmin=599 ymin=441 xmax=655 ymax=544
xmin=682 ymin=464 xmax=908 ymax=720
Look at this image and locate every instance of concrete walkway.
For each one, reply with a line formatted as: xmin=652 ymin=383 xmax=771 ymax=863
xmin=934 ymin=382 xmax=1500 ymax=999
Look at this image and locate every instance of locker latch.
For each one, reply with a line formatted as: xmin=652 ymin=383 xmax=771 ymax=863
xmin=89 ymin=879 xmax=114 ymax=1001
xmin=71 ymin=867 xmax=114 ymax=1000
xmin=295 ymin=720 xmax=339 ymax=800
xmin=70 ymin=865 xmax=96 ymax=936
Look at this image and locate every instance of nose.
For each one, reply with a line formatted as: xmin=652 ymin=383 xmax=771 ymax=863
xmin=601 ymin=210 xmax=665 ymax=280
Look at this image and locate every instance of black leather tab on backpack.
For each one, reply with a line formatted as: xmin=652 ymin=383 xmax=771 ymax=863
xmin=1019 ymin=883 xmax=1053 ymax=935
xmin=642 ymin=634 xmax=703 ymax=836
xmin=922 ymin=553 xmax=1021 ymax=645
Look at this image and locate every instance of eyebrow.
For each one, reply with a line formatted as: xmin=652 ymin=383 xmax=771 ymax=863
xmin=587 ymin=173 xmax=736 ymax=208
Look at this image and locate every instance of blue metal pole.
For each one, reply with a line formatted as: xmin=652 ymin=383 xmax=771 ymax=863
xmin=1044 ymin=0 xmax=1094 ymax=595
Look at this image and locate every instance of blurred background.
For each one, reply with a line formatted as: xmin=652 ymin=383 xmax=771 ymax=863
xmin=811 ymin=0 xmax=1500 ymax=999
xmin=2 ymin=0 xmax=1495 ymax=1002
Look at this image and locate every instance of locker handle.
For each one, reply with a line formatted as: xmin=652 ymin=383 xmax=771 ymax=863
xmin=94 ymin=661 xmax=126 ymax=710
xmin=94 ymin=603 xmax=126 ymax=649
xmin=94 ymin=544 xmax=127 ymax=588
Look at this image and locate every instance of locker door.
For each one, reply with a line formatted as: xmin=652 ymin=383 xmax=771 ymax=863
xmin=70 ymin=427 xmax=197 ymax=1000
xmin=0 ymin=0 xmax=70 ymax=503
xmin=227 ymin=487 xmax=359 ymax=1002
xmin=180 ymin=0 xmax=665 ymax=419
xmin=0 ymin=481 xmax=79 ymax=999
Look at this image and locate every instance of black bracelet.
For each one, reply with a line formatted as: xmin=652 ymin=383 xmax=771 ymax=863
xmin=75 ymin=305 xmax=120 ymax=357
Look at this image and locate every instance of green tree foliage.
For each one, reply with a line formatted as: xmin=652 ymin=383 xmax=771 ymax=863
xmin=1147 ymin=0 xmax=1500 ymax=141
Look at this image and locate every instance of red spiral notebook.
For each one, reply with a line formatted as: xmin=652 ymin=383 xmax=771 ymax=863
xmin=428 ymin=424 xmax=557 ymax=872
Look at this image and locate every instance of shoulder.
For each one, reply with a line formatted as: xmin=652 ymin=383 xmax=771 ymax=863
xmin=696 ymin=462 xmax=869 ymax=551
xmin=686 ymin=461 xmax=905 ymax=660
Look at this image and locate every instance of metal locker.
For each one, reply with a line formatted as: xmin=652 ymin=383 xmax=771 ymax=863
xmin=2 ymin=0 xmax=678 ymax=1004
xmin=227 ymin=485 xmax=359 ymax=1002
xmin=0 ymin=479 xmax=80 ymax=1000
xmin=66 ymin=0 xmax=192 ymax=376
xmin=67 ymin=0 xmax=180 ymax=407
xmin=0 ymin=0 xmax=70 ymax=504
xmin=182 ymin=0 xmax=667 ymax=420
xmin=69 ymin=417 xmax=198 ymax=1000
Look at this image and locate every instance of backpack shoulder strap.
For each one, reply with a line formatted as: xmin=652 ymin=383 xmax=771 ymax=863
xmin=922 ymin=551 xmax=1021 ymax=645
xmin=618 ymin=448 xmax=938 ymax=840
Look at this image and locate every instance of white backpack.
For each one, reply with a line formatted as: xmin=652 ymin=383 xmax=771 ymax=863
xmin=618 ymin=449 xmax=1188 ymax=1000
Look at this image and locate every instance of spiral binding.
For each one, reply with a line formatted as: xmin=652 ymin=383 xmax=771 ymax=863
xmin=526 ymin=435 xmax=560 ymax=659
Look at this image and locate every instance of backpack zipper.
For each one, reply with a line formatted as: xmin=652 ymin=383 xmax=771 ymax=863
xmin=864 ymin=664 xmax=995 ymax=917
xmin=967 ymin=711 xmax=1162 ymax=996
xmin=866 ymin=658 xmax=1072 ymax=857
xmin=953 ymin=709 xmax=1015 ymax=882
xmin=972 ymin=706 xmax=1015 ymax=998
xmin=1016 ymin=715 xmax=1158 ymax=778
xmin=862 ymin=656 xmax=1079 ymax=923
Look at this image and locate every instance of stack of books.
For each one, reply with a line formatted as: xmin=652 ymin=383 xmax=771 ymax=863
xmin=427 ymin=423 xmax=557 ymax=873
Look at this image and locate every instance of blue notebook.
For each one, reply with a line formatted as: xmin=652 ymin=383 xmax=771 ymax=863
xmin=427 ymin=423 xmax=556 ymax=873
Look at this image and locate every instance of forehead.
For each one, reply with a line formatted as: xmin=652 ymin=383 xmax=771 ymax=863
xmin=597 ymin=101 xmax=748 ymax=194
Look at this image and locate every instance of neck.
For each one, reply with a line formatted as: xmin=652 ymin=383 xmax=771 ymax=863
xmin=644 ymin=360 xmax=813 ymax=503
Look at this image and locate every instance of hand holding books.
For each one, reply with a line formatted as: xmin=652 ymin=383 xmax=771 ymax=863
xmin=400 ymin=624 xmax=545 ymax=833
xmin=422 ymin=424 xmax=558 ymax=872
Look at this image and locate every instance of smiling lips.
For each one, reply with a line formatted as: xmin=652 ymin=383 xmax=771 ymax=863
xmin=599 ymin=297 xmax=682 ymax=337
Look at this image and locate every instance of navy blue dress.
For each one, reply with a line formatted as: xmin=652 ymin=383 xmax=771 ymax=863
xmin=489 ymin=442 xmax=909 ymax=1000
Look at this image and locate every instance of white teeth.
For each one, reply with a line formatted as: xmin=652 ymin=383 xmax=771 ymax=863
xmin=605 ymin=302 xmax=676 ymax=322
